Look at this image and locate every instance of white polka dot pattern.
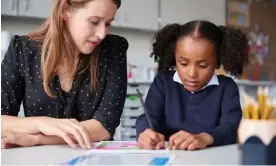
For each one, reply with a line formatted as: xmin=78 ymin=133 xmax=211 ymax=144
xmin=1 ymin=34 xmax=128 ymax=138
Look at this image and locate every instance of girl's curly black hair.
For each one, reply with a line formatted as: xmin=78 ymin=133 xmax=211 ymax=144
xmin=150 ymin=20 xmax=249 ymax=77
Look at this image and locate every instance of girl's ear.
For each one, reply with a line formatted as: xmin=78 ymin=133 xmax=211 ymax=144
xmin=216 ymin=59 xmax=221 ymax=69
xmin=215 ymin=64 xmax=221 ymax=69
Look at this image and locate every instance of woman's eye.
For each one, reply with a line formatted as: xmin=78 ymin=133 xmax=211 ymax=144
xmin=91 ymin=21 xmax=99 ymax=26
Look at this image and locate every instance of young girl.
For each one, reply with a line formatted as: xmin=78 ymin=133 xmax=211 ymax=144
xmin=1 ymin=0 xmax=127 ymax=149
xmin=136 ymin=20 xmax=249 ymax=150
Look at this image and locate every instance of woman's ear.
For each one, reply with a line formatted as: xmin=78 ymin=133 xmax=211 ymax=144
xmin=62 ymin=2 xmax=71 ymax=20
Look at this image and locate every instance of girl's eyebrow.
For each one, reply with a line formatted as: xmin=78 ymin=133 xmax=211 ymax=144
xmin=197 ymin=60 xmax=208 ymax=63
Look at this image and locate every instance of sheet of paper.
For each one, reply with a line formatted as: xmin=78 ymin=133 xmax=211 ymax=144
xmin=60 ymin=153 xmax=175 ymax=166
xmin=52 ymin=141 xmax=174 ymax=165
xmin=94 ymin=141 xmax=139 ymax=150
xmin=90 ymin=141 xmax=169 ymax=153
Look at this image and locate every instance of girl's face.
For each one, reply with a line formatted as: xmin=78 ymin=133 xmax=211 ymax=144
xmin=65 ymin=0 xmax=118 ymax=55
xmin=175 ymin=37 xmax=217 ymax=92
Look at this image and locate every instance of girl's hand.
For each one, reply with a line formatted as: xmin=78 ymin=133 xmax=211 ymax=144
xmin=168 ymin=131 xmax=213 ymax=150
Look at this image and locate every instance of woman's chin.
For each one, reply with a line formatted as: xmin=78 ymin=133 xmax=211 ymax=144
xmin=80 ymin=47 xmax=95 ymax=55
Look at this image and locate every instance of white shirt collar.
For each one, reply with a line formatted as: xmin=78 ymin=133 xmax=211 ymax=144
xmin=173 ymin=71 xmax=219 ymax=92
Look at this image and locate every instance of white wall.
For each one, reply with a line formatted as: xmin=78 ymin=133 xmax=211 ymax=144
xmin=1 ymin=17 xmax=157 ymax=68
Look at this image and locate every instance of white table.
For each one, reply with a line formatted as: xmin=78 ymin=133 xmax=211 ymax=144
xmin=1 ymin=144 xmax=241 ymax=165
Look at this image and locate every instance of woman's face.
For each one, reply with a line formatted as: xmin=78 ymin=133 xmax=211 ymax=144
xmin=66 ymin=0 xmax=118 ymax=55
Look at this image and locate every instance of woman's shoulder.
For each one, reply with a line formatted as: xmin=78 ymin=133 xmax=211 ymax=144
xmin=10 ymin=35 xmax=40 ymax=46
xmin=3 ymin=35 xmax=42 ymax=67
xmin=101 ymin=34 xmax=129 ymax=52
xmin=8 ymin=35 xmax=41 ymax=53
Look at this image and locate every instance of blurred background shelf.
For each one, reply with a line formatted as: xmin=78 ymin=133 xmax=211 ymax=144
xmin=2 ymin=0 xmax=276 ymax=141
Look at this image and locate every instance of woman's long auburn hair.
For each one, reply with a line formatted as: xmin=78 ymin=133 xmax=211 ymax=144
xmin=27 ymin=0 xmax=121 ymax=98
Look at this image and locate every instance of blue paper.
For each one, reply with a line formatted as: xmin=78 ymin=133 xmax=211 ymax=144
xmin=148 ymin=157 xmax=171 ymax=165
xmin=59 ymin=154 xmax=174 ymax=165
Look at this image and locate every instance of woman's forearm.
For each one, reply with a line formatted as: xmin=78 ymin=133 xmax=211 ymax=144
xmin=81 ymin=119 xmax=111 ymax=141
xmin=38 ymin=134 xmax=69 ymax=145
xmin=1 ymin=115 xmax=41 ymax=134
xmin=38 ymin=119 xmax=110 ymax=147
xmin=2 ymin=116 xmax=111 ymax=147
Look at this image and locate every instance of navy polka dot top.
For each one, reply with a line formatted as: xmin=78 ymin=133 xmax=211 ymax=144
xmin=1 ymin=34 xmax=128 ymax=137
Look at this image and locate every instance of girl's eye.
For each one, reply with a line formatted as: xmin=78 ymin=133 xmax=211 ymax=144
xmin=199 ymin=65 xmax=207 ymax=68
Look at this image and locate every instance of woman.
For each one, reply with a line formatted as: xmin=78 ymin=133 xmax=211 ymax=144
xmin=1 ymin=0 xmax=128 ymax=149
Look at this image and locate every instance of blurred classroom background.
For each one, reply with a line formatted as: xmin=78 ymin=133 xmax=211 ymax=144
xmin=1 ymin=0 xmax=276 ymax=140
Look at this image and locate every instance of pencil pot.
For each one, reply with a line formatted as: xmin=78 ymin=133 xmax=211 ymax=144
xmin=238 ymin=119 xmax=276 ymax=165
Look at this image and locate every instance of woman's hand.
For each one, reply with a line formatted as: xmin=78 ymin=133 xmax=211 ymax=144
xmin=1 ymin=131 xmax=41 ymax=149
xmin=37 ymin=117 xmax=92 ymax=149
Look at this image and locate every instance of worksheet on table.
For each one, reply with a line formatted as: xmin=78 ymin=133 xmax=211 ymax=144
xmin=60 ymin=153 xmax=175 ymax=166
xmin=55 ymin=141 xmax=174 ymax=165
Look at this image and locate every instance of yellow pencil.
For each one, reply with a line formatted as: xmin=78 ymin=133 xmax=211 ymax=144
xmin=262 ymin=99 xmax=270 ymax=119
xmin=247 ymin=93 xmax=257 ymax=119
xmin=258 ymin=86 xmax=264 ymax=117
xmin=269 ymin=99 xmax=276 ymax=119
xmin=263 ymin=87 xmax=269 ymax=118
xmin=251 ymin=99 xmax=259 ymax=120
xmin=249 ymin=104 xmax=254 ymax=119
xmin=245 ymin=93 xmax=255 ymax=119
xmin=243 ymin=93 xmax=250 ymax=119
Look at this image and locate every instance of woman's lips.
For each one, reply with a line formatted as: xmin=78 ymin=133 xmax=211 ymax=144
xmin=87 ymin=41 xmax=98 ymax=47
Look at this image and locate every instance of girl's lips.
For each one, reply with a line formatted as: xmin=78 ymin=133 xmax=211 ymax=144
xmin=184 ymin=80 xmax=200 ymax=87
